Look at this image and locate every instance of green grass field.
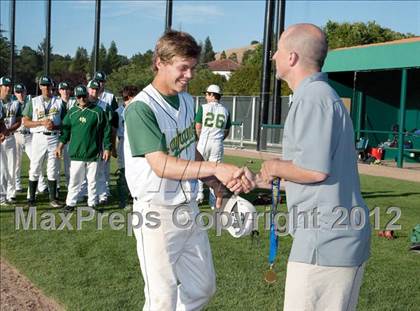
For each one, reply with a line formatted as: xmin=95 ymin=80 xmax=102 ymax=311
xmin=1 ymin=155 xmax=419 ymax=310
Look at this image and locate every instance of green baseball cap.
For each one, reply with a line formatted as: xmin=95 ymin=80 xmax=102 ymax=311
xmin=0 ymin=76 xmax=12 ymax=86
xmin=14 ymin=83 xmax=26 ymax=93
xmin=39 ymin=75 xmax=53 ymax=86
xmin=94 ymin=71 xmax=106 ymax=82
xmin=58 ymin=81 xmax=70 ymax=90
xmin=74 ymin=85 xmax=88 ymax=97
xmin=87 ymin=79 xmax=100 ymax=89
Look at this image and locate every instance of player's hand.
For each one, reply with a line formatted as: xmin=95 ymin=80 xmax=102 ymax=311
xmin=45 ymin=119 xmax=54 ymax=130
xmin=259 ymin=160 xmax=278 ymax=184
xmin=103 ymin=150 xmax=111 ymax=161
xmin=54 ymin=147 xmax=62 ymax=159
xmin=214 ymin=163 xmax=242 ymax=186
xmin=228 ymin=166 xmax=256 ymax=194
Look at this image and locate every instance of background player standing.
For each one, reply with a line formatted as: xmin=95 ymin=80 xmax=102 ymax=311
xmin=22 ymin=76 xmax=66 ymax=208
xmin=13 ymin=83 xmax=48 ymax=195
xmin=58 ymin=81 xmax=76 ymax=185
xmin=195 ymin=84 xmax=231 ymax=207
xmin=0 ymin=76 xmax=22 ymax=205
xmin=112 ymin=85 xmax=138 ymax=209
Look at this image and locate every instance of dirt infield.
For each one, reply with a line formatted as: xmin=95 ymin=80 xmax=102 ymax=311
xmin=225 ymin=148 xmax=420 ymax=183
xmin=0 ymin=259 xmax=63 ymax=311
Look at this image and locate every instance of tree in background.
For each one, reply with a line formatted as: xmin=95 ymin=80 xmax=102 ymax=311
xmin=324 ymin=20 xmax=413 ymax=49
xmin=0 ymin=32 xmax=11 ymax=77
xmin=220 ymin=50 xmax=226 ymax=60
xmin=89 ymin=43 xmax=108 ymax=75
xmin=70 ymin=47 xmax=90 ymax=76
xmin=15 ymin=46 xmax=43 ymax=94
xmin=228 ymin=52 xmax=238 ymax=63
xmin=107 ymin=63 xmax=153 ymax=96
xmin=106 ymin=49 xmax=154 ymax=94
xmin=201 ymin=36 xmax=215 ymax=63
xmin=188 ymin=68 xmax=226 ymax=96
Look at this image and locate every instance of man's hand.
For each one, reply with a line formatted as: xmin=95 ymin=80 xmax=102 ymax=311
xmin=45 ymin=119 xmax=54 ymax=130
xmin=260 ymin=159 xmax=279 ymax=184
xmin=214 ymin=163 xmax=242 ymax=186
xmin=103 ymin=150 xmax=111 ymax=161
xmin=54 ymin=147 xmax=62 ymax=159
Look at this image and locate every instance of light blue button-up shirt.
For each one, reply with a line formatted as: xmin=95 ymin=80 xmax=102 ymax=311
xmin=283 ymin=72 xmax=371 ymax=267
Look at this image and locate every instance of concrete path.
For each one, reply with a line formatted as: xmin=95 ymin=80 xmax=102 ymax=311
xmin=225 ymin=148 xmax=420 ymax=183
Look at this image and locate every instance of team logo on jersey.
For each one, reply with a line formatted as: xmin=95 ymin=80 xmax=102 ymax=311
xmin=79 ymin=116 xmax=87 ymax=123
xmin=169 ymin=122 xmax=196 ymax=157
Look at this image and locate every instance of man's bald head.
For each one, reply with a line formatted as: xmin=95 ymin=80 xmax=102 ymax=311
xmin=281 ymin=23 xmax=328 ymax=70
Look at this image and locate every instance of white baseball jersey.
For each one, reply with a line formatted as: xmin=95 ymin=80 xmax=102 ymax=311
xmin=124 ymin=84 xmax=197 ymax=206
xmin=27 ymin=95 xmax=64 ymax=133
xmin=115 ymin=105 xmax=125 ymax=138
xmin=99 ymin=90 xmax=115 ymax=107
xmin=198 ymin=101 xmax=230 ymax=141
xmin=1 ymin=98 xmax=21 ymax=130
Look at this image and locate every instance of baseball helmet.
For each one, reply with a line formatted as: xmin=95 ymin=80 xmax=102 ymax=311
xmin=94 ymin=71 xmax=106 ymax=82
xmin=14 ymin=83 xmax=26 ymax=93
xmin=74 ymin=85 xmax=88 ymax=97
xmin=204 ymin=84 xmax=222 ymax=95
xmin=58 ymin=81 xmax=70 ymax=90
xmin=39 ymin=75 xmax=53 ymax=86
xmin=87 ymin=79 xmax=100 ymax=89
xmin=219 ymin=195 xmax=257 ymax=238
xmin=0 ymin=76 xmax=12 ymax=86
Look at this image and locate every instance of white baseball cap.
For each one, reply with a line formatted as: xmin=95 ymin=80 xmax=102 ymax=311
xmin=219 ymin=195 xmax=257 ymax=238
xmin=205 ymin=84 xmax=222 ymax=95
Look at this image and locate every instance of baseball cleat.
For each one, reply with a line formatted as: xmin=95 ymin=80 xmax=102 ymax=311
xmin=50 ymin=200 xmax=64 ymax=208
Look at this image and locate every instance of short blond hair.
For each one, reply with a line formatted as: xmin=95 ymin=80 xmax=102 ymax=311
xmin=153 ymin=30 xmax=201 ymax=71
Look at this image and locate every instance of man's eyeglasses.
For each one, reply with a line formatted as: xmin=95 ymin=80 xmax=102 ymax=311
xmin=77 ymin=95 xmax=87 ymax=99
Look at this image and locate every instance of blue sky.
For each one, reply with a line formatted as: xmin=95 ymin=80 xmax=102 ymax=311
xmin=1 ymin=0 xmax=419 ymax=58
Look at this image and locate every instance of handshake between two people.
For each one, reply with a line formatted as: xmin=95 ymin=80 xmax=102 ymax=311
xmin=203 ymin=160 xmax=279 ymax=209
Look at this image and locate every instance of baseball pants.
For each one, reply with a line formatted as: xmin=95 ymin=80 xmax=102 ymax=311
xmin=133 ymin=201 xmax=216 ymax=311
xmin=0 ymin=136 xmax=17 ymax=200
xmin=14 ymin=132 xmax=47 ymax=192
xmin=28 ymin=133 xmax=59 ymax=181
xmin=97 ymin=157 xmax=110 ymax=202
xmin=66 ymin=160 xmax=98 ymax=207
xmin=63 ymin=143 xmax=71 ymax=185
xmin=197 ymin=140 xmax=224 ymax=207
xmin=283 ymin=261 xmax=366 ymax=311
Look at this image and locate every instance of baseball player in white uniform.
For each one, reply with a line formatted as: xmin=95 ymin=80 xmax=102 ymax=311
xmin=0 ymin=76 xmax=22 ymax=205
xmin=13 ymin=83 xmax=48 ymax=194
xmin=22 ymin=76 xmax=66 ymax=208
xmin=87 ymin=79 xmax=112 ymax=205
xmin=57 ymin=81 xmax=76 ymax=185
xmin=195 ymin=84 xmax=231 ymax=207
xmin=112 ymin=85 xmax=138 ymax=209
xmin=124 ymin=30 xmax=245 ymax=311
xmin=94 ymin=71 xmax=118 ymax=204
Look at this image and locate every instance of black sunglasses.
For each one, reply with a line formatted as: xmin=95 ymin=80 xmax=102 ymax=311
xmin=77 ymin=95 xmax=87 ymax=99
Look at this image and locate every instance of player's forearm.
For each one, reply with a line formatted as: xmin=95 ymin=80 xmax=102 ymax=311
xmin=146 ymin=151 xmax=217 ymax=180
xmin=22 ymin=117 xmax=44 ymax=129
xmin=7 ymin=119 xmax=22 ymax=133
xmin=268 ymin=160 xmax=327 ymax=184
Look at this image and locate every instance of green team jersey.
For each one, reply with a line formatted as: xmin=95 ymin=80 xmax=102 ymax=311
xmin=60 ymin=102 xmax=111 ymax=162
xmin=125 ymin=93 xmax=181 ymax=157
